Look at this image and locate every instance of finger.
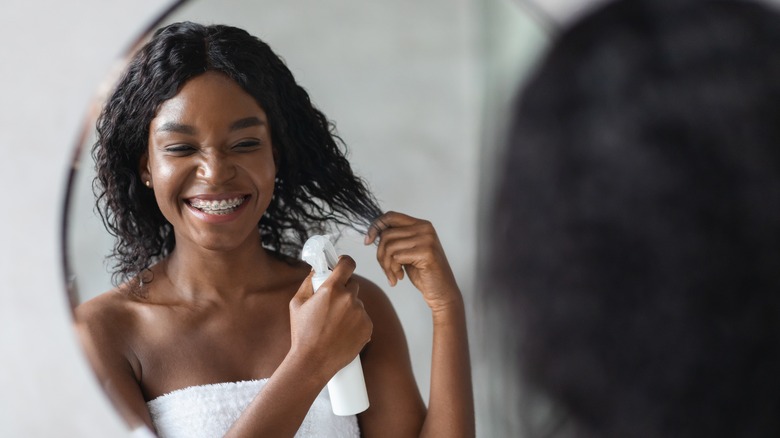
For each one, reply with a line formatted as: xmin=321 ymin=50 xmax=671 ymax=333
xmin=363 ymin=211 xmax=433 ymax=245
xmin=373 ymin=223 xmax=424 ymax=255
xmin=380 ymin=228 xmax=446 ymax=285
xmin=375 ymin=211 xmax=423 ymax=229
xmin=372 ymin=221 xmax=437 ymax=253
xmin=377 ymin=253 xmax=399 ymax=286
xmin=377 ymin=236 xmax=418 ymax=284
xmin=365 ymin=214 xmax=392 ymax=245
xmin=344 ymin=276 xmax=360 ymax=297
xmin=385 ymin=227 xmax=440 ymax=253
xmin=375 ymin=232 xmax=403 ymax=286
xmin=374 ymin=226 xmax=427 ymax=250
xmin=375 ymin=226 xmax=430 ymax=264
xmin=373 ymin=224 xmax=432 ymax=286
xmin=326 ymin=255 xmax=357 ymax=287
xmin=392 ymin=264 xmax=405 ymax=284
xmin=290 ymin=270 xmax=315 ymax=308
xmin=386 ymin=269 xmax=399 ymax=287
xmin=390 ymin=246 xmax=437 ymax=266
xmin=377 ymin=260 xmax=402 ymax=287
xmin=369 ymin=213 xmax=437 ymax=284
xmin=365 ymin=210 xmax=425 ymax=245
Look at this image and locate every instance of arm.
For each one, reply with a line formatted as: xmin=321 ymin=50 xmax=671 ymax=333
xmin=355 ymin=279 xmax=427 ymax=436
xmin=362 ymin=211 xmax=475 ymax=438
xmin=225 ymin=257 xmax=373 ymax=437
xmin=423 ymin=289 xmax=473 ymax=437
xmin=74 ymin=296 xmax=155 ymax=432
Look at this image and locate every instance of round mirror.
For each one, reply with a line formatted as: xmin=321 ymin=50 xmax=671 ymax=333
xmin=63 ymin=0 xmax=549 ymax=435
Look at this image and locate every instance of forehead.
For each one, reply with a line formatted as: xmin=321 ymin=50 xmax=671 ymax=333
xmin=151 ymin=71 xmax=267 ymax=129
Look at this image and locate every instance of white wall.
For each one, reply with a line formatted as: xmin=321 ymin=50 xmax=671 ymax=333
xmin=0 ymin=0 xmax=546 ymax=436
xmin=0 ymin=2 xmax=180 ymax=436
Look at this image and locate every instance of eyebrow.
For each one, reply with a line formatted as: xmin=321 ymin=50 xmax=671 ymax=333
xmin=155 ymin=122 xmax=196 ymax=135
xmin=154 ymin=117 xmax=265 ymax=135
xmin=230 ymin=117 xmax=265 ymax=131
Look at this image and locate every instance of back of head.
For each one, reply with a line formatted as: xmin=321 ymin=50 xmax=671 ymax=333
xmin=488 ymin=0 xmax=780 ymax=436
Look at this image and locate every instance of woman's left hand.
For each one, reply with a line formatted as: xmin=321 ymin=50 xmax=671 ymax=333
xmin=364 ymin=211 xmax=460 ymax=312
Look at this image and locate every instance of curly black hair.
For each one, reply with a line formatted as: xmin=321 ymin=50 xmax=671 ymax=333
xmin=93 ymin=21 xmax=382 ymax=287
xmin=487 ymin=0 xmax=780 ymax=436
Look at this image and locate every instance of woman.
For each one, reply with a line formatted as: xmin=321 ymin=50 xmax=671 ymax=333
xmin=75 ymin=22 xmax=473 ymax=437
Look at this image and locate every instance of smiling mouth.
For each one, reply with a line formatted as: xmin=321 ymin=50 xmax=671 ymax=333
xmin=187 ymin=196 xmax=249 ymax=215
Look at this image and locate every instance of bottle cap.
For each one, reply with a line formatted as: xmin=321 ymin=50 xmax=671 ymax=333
xmin=301 ymin=235 xmax=339 ymax=274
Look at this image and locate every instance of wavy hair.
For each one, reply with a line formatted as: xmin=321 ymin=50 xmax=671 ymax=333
xmin=93 ymin=21 xmax=382 ymax=287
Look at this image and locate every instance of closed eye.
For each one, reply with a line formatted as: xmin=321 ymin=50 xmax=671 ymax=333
xmin=233 ymin=140 xmax=262 ymax=151
xmin=163 ymin=144 xmax=196 ymax=155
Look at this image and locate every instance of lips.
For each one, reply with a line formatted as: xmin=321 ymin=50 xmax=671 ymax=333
xmin=186 ymin=195 xmax=249 ymax=216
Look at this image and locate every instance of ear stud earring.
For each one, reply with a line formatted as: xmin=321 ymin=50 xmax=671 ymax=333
xmin=145 ymin=180 xmax=151 ymax=187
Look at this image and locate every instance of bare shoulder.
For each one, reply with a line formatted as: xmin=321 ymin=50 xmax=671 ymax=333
xmin=74 ymin=286 xmax=139 ymax=335
xmin=353 ymin=275 xmax=398 ymax=322
xmin=352 ymin=275 xmax=411 ymax=357
xmin=73 ymin=286 xmax=142 ymax=376
xmin=74 ymin=287 xmax=156 ymax=427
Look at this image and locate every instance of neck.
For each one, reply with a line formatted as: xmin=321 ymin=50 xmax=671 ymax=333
xmin=162 ymin=232 xmax=280 ymax=302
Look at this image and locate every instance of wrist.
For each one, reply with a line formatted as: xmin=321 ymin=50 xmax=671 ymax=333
xmin=429 ymin=290 xmax=465 ymax=321
xmin=284 ymin=345 xmax=334 ymax=386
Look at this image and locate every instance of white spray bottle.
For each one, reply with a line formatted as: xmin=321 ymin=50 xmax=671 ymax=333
xmin=301 ymin=235 xmax=370 ymax=416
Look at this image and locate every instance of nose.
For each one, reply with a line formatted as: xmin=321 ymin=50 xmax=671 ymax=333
xmin=197 ymin=151 xmax=237 ymax=186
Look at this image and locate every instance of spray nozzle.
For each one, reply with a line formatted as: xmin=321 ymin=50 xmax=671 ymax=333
xmin=302 ymin=235 xmax=339 ymax=275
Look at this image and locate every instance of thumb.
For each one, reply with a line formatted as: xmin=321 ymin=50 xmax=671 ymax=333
xmin=291 ymin=270 xmax=315 ymax=309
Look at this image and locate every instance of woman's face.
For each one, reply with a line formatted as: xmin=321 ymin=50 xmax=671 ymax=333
xmin=141 ymin=71 xmax=276 ymax=252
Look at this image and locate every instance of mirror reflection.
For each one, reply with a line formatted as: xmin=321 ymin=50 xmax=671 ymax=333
xmin=65 ymin=0 xmax=547 ymax=435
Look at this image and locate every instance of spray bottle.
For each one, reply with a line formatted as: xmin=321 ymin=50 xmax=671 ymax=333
xmin=301 ymin=235 xmax=370 ymax=416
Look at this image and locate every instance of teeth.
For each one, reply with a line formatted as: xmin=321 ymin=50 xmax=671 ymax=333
xmin=189 ymin=196 xmax=245 ymax=213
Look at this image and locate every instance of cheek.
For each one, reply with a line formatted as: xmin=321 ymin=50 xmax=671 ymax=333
xmin=150 ymin=157 xmax=180 ymax=183
xmin=149 ymin=157 xmax=190 ymax=209
xmin=249 ymin=152 xmax=278 ymax=190
xmin=262 ymin=162 xmax=278 ymax=193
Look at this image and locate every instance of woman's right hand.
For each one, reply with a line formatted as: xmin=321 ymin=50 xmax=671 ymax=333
xmin=288 ymin=255 xmax=373 ymax=379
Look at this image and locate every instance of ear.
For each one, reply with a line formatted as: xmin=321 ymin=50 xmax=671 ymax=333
xmin=138 ymin=151 xmax=151 ymax=186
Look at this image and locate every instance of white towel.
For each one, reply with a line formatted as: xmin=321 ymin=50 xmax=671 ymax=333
xmin=147 ymin=379 xmax=360 ymax=438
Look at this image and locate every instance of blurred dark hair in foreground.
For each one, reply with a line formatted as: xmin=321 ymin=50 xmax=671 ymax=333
xmin=486 ymin=0 xmax=780 ymax=436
